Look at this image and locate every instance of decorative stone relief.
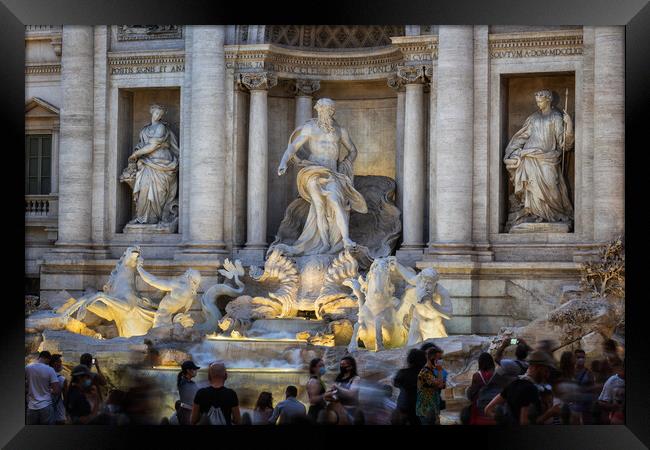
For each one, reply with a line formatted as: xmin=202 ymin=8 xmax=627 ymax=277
xmin=117 ymin=25 xmax=182 ymax=41
xmin=396 ymin=64 xmax=430 ymax=84
xmin=292 ymin=79 xmax=321 ymax=96
xmin=265 ymin=25 xmax=404 ymax=49
xmin=239 ymin=71 xmax=278 ymax=91
xmin=489 ymin=30 xmax=583 ymax=59
xmin=387 ymin=74 xmax=405 ymax=91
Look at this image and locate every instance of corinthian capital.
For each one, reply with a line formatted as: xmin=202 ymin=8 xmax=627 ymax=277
xmin=396 ymin=65 xmax=430 ymax=84
xmin=387 ymin=74 xmax=406 ymax=92
xmin=239 ymin=71 xmax=278 ymax=91
xmin=293 ymin=79 xmax=321 ymax=96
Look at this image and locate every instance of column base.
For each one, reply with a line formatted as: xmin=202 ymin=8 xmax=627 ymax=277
xmin=395 ymin=245 xmax=424 ymax=267
xmin=174 ymin=241 xmax=228 ymax=262
xmin=425 ymin=243 xmax=493 ymax=262
xmin=234 ymin=246 xmax=267 ymax=267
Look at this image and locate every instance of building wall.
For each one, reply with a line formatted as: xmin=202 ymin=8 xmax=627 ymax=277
xmin=25 ymin=25 xmax=624 ymax=335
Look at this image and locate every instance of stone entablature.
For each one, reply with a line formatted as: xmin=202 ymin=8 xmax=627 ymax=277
xmin=489 ymin=29 xmax=583 ymax=59
xmin=107 ymin=51 xmax=185 ymax=76
xmin=224 ymin=44 xmax=406 ymax=81
xmin=390 ymin=35 xmax=438 ymax=64
xmin=116 ymin=25 xmax=183 ymax=42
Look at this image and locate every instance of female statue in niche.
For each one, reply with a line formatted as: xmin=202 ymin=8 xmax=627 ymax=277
xmin=121 ymin=104 xmax=179 ymax=228
xmin=503 ymin=89 xmax=574 ymax=231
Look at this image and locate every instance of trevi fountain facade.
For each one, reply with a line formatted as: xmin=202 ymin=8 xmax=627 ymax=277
xmin=24 ymin=25 xmax=625 ymax=423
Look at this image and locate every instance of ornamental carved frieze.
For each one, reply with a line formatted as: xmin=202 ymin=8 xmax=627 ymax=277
xmin=108 ymin=52 xmax=185 ymax=76
xmin=239 ymin=72 xmax=278 ymax=91
xmin=387 ymin=74 xmax=405 ymax=92
xmin=489 ymin=30 xmax=583 ymax=59
xmin=117 ymin=25 xmax=183 ymax=41
xmin=292 ymin=79 xmax=321 ymax=96
xmin=396 ymin=65 xmax=430 ymax=84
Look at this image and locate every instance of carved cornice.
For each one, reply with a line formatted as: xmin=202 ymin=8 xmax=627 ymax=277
xmin=225 ymin=44 xmax=405 ymax=81
xmin=293 ymin=79 xmax=321 ymax=96
xmin=239 ymin=71 xmax=278 ymax=91
xmin=25 ymin=63 xmax=61 ymax=75
xmin=489 ymin=30 xmax=583 ymax=59
xmin=390 ymin=35 xmax=438 ymax=63
xmin=396 ymin=65 xmax=429 ymax=84
xmin=107 ymin=51 xmax=185 ymax=75
xmin=116 ymin=25 xmax=183 ymax=42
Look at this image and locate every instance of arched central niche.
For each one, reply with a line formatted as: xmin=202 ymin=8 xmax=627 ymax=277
xmin=265 ymin=25 xmax=405 ymax=49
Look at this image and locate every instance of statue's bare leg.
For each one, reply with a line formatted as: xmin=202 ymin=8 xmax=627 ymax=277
xmin=374 ymin=319 xmax=385 ymax=351
xmin=306 ymin=178 xmax=330 ymax=249
xmin=348 ymin=321 xmax=360 ymax=352
xmin=325 ymin=183 xmax=356 ymax=249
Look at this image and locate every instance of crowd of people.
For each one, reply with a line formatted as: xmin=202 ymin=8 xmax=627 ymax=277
xmin=25 ymin=336 xmax=624 ymax=426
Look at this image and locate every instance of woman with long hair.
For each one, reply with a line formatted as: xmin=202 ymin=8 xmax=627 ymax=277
xmin=306 ymin=358 xmax=327 ymax=422
xmin=253 ymin=392 xmax=274 ymax=425
xmin=325 ymin=356 xmax=361 ymax=421
xmin=177 ymin=361 xmax=200 ymax=425
xmin=466 ymin=352 xmax=497 ymax=425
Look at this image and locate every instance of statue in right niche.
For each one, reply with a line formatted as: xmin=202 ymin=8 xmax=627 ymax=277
xmin=503 ymin=89 xmax=574 ymax=232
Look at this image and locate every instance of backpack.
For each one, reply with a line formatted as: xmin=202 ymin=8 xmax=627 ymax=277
xmin=476 ymin=372 xmax=503 ymax=412
xmin=204 ymin=406 xmax=228 ymax=425
xmin=514 ymin=360 xmax=527 ymax=375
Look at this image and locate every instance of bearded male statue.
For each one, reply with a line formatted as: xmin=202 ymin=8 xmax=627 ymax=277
xmin=272 ymin=98 xmax=368 ymax=256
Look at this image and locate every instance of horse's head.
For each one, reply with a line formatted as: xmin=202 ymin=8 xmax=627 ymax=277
xmin=366 ymin=258 xmax=394 ymax=298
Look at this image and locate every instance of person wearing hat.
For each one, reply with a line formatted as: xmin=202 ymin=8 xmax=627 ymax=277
xmin=484 ymin=350 xmax=557 ymax=425
xmin=65 ymin=364 xmax=99 ymax=424
xmin=177 ymin=360 xmax=200 ymax=425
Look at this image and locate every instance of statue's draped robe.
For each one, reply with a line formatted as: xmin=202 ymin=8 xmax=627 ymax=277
xmin=504 ymin=108 xmax=573 ymax=223
xmin=132 ymin=124 xmax=179 ymax=224
xmin=276 ymin=122 xmax=368 ymax=256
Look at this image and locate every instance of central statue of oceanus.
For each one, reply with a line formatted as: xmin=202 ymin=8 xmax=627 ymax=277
xmin=272 ymin=98 xmax=368 ymax=256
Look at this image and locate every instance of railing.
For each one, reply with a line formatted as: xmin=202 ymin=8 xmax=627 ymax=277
xmin=25 ymin=194 xmax=58 ymax=219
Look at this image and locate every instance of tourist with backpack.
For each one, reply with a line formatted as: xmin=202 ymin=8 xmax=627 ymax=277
xmin=466 ymin=352 xmax=498 ymax=425
xmin=484 ymin=350 xmax=556 ymax=425
xmin=191 ymin=362 xmax=240 ymax=425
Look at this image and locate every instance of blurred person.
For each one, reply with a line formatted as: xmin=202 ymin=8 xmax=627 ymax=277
xmin=485 ymin=350 xmax=556 ymax=425
xmin=49 ymin=354 xmax=67 ymax=425
xmin=177 ymin=360 xmax=200 ymax=425
xmin=25 ymin=350 xmax=61 ymax=425
xmin=416 ymin=346 xmax=447 ymax=425
xmin=191 ymin=362 xmax=240 ymax=425
xmin=572 ymin=349 xmax=595 ymax=424
xmin=79 ymin=353 xmax=108 ymax=404
xmin=598 ymin=360 xmax=625 ymax=425
xmin=121 ymin=377 xmax=165 ymax=425
xmin=253 ymin=391 xmax=274 ymax=425
xmin=367 ymin=385 xmax=396 ymax=425
xmin=393 ymin=348 xmax=426 ymax=425
xmin=306 ymin=358 xmax=327 ymax=422
xmin=65 ymin=365 xmax=98 ymax=424
xmin=169 ymin=400 xmax=181 ymax=425
xmin=494 ymin=337 xmax=531 ymax=380
xmin=325 ymin=356 xmax=361 ymax=421
xmin=241 ymin=411 xmax=253 ymax=425
xmin=466 ymin=352 xmax=497 ymax=425
xmin=268 ymin=386 xmax=306 ymax=425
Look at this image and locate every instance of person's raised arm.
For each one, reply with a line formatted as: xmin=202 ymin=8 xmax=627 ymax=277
xmin=136 ymin=259 xmax=174 ymax=291
xmin=389 ymin=257 xmax=418 ymax=285
xmin=494 ymin=339 xmax=510 ymax=365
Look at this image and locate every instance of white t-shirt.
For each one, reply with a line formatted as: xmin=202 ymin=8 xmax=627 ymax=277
xmin=598 ymin=374 xmax=625 ymax=403
xmin=25 ymin=362 xmax=59 ymax=410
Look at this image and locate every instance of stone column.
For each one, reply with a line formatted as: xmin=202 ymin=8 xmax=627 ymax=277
xmin=429 ymin=26 xmax=475 ymax=260
xmin=239 ymin=72 xmax=278 ymax=264
xmin=388 ymin=75 xmax=406 ymax=213
xmin=179 ymin=26 xmax=228 ymax=258
xmin=50 ymin=126 xmax=59 ymax=194
xmin=395 ymin=65 xmax=428 ymax=264
xmin=593 ymin=27 xmax=624 ymax=242
xmin=55 ymin=26 xmax=94 ymax=253
xmin=294 ymin=79 xmax=320 ymax=128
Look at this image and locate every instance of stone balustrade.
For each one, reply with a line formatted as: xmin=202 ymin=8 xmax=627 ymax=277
xmin=25 ymin=194 xmax=58 ymax=220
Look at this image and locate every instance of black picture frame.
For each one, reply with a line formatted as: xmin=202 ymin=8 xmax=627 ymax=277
xmin=3 ymin=0 xmax=649 ymax=448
